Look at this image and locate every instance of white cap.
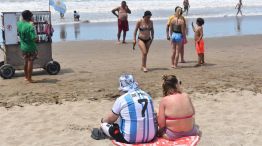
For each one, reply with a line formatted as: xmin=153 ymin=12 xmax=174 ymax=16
xmin=118 ymin=74 xmax=139 ymax=92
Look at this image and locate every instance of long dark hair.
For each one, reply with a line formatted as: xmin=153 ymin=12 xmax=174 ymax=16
xmin=162 ymin=75 xmax=180 ymax=96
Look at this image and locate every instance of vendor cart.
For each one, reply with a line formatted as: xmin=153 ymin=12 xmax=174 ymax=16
xmin=0 ymin=11 xmax=60 ymax=79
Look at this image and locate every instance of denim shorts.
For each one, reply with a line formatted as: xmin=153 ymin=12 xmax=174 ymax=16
xmin=171 ymin=32 xmax=183 ymax=43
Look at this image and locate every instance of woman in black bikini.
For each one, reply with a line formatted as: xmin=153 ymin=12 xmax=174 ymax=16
xmin=133 ymin=11 xmax=154 ymax=72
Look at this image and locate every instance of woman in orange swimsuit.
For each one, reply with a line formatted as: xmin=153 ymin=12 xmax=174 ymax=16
xmin=157 ymin=75 xmax=199 ymax=140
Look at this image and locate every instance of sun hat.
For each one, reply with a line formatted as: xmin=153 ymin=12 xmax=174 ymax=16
xmin=118 ymin=74 xmax=139 ymax=92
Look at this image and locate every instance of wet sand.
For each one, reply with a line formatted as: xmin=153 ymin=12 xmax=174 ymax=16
xmin=0 ymin=35 xmax=262 ymax=146
xmin=49 ymin=15 xmax=262 ymax=42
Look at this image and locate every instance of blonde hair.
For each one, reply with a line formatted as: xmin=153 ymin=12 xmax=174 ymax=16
xmin=162 ymin=75 xmax=180 ymax=96
xmin=175 ymin=7 xmax=183 ymax=17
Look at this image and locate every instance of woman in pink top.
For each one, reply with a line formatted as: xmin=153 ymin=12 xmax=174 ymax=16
xmin=158 ymin=75 xmax=199 ymax=140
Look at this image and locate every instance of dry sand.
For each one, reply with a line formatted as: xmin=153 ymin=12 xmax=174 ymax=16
xmin=0 ymin=35 xmax=262 ymax=146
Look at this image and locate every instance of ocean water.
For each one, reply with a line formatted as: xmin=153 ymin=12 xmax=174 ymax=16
xmin=0 ymin=0 xmax=262 ymax=24
xmin=1 ymin=0 xmax=262 ymax=42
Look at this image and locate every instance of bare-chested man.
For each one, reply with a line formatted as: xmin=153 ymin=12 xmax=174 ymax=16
xmin=112 ymin=1 xmax=131 ymax=44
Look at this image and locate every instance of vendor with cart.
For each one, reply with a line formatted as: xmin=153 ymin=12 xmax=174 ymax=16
xmin=17 ymin=10 xmax=37 ymax=83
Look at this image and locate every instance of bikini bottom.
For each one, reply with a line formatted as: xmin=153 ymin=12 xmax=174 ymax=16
xmin=138 ymin=37 xmax=152 ymax=44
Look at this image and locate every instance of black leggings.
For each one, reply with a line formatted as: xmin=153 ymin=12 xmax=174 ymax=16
xmin=109 ymin=123 xmax=129 ymax=143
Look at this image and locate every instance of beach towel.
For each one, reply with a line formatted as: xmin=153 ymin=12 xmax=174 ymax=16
xmin=112 ymin=136 xmax=200 ymax=146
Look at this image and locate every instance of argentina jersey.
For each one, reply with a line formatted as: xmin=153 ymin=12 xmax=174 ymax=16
xmin=112 ymin=89 xmax=157 ymax=143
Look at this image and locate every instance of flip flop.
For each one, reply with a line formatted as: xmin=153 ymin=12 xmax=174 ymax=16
xmin=91 ymin=128 xmax=107 ymax=140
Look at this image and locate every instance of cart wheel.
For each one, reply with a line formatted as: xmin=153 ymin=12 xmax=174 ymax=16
xmin=0 ymin=64 xmax=15 ymax=79
xmin=45 ymin=61 xmax=60 ymax=75
xmin=0 ymin=61 xmax=4 ymax=67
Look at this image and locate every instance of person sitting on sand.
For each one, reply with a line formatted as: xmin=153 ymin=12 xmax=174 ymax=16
xmin=73 ymin=10 xmax=80 ymax=21
xmin=112 ymin=1 xmax=131 ymax=44
xmin=91 ymin=74 xmax=157 ymax=143
xmin=133 ymin=11 xmax=154 ymax=73
xmin=158 ymin=75 xmax=199 ymax=140
xmin=192 ymin=18 xmax=205 ymax=67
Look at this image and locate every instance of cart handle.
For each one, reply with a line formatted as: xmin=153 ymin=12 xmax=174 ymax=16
xmin=0 ymin=43 xmax=6 ymax=54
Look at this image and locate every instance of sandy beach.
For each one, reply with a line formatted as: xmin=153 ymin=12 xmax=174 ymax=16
xmin=0 ymin=35 xmax=262 ymax=146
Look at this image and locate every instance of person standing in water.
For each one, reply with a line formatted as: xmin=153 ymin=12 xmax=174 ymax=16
xmin=73 ymin=10 xmax=80 ymax=21
xmin=112 ymin=1 xmax=131 ymax=44
xmin=235 ymin=0 xmax=243 ymax=16
xmin=183 ymin=0 xmax=190 ymax=15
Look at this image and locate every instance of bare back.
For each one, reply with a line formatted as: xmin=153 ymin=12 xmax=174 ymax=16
xmin=161 ymin=93 xmax=195 ymax=132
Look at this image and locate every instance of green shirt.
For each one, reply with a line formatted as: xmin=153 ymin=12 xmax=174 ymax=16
xmin=17 ymin=21 xmax=37 ymax=52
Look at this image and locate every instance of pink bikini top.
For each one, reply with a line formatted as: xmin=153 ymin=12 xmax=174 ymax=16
xmin=165 ymin=113 xmax=194 ymax=120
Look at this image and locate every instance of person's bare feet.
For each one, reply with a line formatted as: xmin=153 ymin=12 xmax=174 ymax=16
xmin=171 ymin=65 xmax=178 ymax=69
xmin=27 ymin=79 xmax=36 ymax=83
xmin=181 ymin=60 xmax=186 ymax=63
xmin=141 ymin=67 xmax=148 ymax=73
xmin=194 ymin=64 xmax=201 ymax=67
xmin=122 ymin=41 xmax=127 ymax=44
xmin=116 ymin=41 xmax=121 ymax=44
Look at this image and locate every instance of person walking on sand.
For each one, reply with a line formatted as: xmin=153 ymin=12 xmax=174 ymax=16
xmin=192 ymin=18 xmax=205 ymax=67
xmin=91 ymin=74 xmax=157 ymax=143
xmin=183 ymin=0 xmax=190 ymax=15
xmin=166 ymin=6 xmax=187 ymax=63
xmin=169 ymin=7 xmax=186 ymax=69
xmin=235 ymin=0 xmax=243 ymax=16
xmin=133 ymin=11 xmax=154 ymax=72
xmin=112 ymin=1 xmax=131 ymax=44
xmin=17 ymin=10 xmax=37 ymax=83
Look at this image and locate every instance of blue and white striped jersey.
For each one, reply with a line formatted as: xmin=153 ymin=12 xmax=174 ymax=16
xmin=112 ymin=89 xmax=157 ymax=143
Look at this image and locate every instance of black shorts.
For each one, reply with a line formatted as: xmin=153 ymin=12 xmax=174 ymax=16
xmin=22 ymin=51 xmax=38 ymax=61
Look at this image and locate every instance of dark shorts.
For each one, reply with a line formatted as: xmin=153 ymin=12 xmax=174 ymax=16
xmin=22 ymin=51 xmax=37 ymax=61
xmin=118 ymin=19 xmax=129 ymax=32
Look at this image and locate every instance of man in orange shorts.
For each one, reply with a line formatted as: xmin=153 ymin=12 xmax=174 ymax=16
xmin=192 ymin=18 xmax=205 ymax=66
xmin=112 ymin=1 xmax=131 ymax=44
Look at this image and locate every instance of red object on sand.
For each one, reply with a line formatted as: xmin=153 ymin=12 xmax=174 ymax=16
xmin=112 ymin=136 xmax=200 ymax=146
